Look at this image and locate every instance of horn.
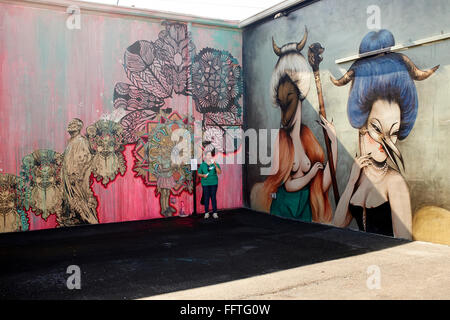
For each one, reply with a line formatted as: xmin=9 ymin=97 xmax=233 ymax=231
xmin=399 ymin=54 xmax=439 ymax=81
xmin=272 ymin=37 xmax=281 ymax=56
xmin=330 ymin=69 xmax=355 ymax=86
xmin=296 ymin=26 xmax=308 ymax=52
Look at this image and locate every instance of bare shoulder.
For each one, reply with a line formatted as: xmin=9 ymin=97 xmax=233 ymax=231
xmin=385 ymin=169 xmax=409 ymax=191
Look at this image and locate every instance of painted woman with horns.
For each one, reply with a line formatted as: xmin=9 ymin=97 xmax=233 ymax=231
xmin=251 ymin=28 xmax=337 ymax=224
xmin=332 ymin=29 xmax=439 ymax=239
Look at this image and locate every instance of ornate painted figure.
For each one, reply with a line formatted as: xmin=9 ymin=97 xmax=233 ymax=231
xmin=61 ymin=118 xmax=98 ymax=225
xmin=251 ymin=28 xmax=337 ymax=223
xmin=332 ymin=29 xmax=439 ymax=239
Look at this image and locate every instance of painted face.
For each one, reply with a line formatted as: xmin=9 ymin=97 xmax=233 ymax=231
xmin=277 ymin=78 xmax=299 ymax=129
xmin=67 ymin=120 xmax=82 ymax=134
xmin=360 ymin=99 xmax=401 ymax=163
xmin=96 ymin=135 xmax=115 ymax=158
xmin=35 ymin=165 xmax=55 ymax=190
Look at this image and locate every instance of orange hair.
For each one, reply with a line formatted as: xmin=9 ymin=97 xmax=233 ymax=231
xmin=261 ymin=125 xmax=332 ymax=223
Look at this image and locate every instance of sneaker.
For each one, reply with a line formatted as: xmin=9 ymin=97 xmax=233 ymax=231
xmin=212 ymin=212 xmax=218 ymax=219
xmin=204 ymin=212 xmax=210 ymax=219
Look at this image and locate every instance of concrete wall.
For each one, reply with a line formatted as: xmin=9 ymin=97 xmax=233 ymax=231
xmin=0 ymin=0 xmax=243 ymax=232
xmin=243 ymin=0 xmax=450 ymax=240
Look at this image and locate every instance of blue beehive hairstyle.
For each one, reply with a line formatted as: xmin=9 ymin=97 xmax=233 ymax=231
xmin=331 ymin=29 xmax=439 ymax=140
xmin=358 ymin=29 xmax=395 ymax=54
xmin=349 ymin=30 xmax=417 ymax=140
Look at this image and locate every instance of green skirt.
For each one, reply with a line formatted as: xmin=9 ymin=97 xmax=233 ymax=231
xmin=270 ymin=184 xmax=312 ymax=222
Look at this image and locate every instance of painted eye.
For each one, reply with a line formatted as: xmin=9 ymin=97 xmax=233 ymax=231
xmin=370 ymin=123 xmax=382 ymax=134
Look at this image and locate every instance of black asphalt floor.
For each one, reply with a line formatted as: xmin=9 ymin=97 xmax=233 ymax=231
xmin=0 ymin=208 xmax=408 ymax=300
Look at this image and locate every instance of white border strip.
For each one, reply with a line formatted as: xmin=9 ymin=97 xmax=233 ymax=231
xmin=336 ymin=33 xmax=450 ymax=64
xmin=1 ymin=0 xmax=241 ymax=29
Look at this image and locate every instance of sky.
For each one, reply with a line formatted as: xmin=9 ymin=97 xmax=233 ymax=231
xmin=80 ymin=0 xmax=285 ymax=21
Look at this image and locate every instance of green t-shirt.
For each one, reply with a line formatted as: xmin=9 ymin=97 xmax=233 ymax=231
xmin=198 ymin=161 xmax=220 ymax=186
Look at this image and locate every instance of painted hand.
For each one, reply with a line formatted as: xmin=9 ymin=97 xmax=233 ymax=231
xmin=349 ymin=154 xmax=371 ymax=185
xmin=318 ymin=115 xmax=337 ymax=144
xmin=310 ymin=162 xmax=324 ymax=176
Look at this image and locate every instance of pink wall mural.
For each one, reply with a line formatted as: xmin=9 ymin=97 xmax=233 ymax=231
xmin=0 ymin=2 xmax=243 ymax=232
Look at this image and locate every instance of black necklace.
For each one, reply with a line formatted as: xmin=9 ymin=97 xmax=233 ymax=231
xmin=371 ymin=158 xmax=387 ymax=169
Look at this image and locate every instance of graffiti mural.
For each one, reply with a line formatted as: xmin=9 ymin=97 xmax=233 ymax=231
xmin=113 ymin=22 xmax=196 ymax=144
xmin=59 ymin=118 xmax=100 ymax=226
xmin=243 ymin=11 xmax=450 ymax=243
xmin=332 ymin=29 xmax=439 ymax=240
xmin=20 ymin=149 xmax=64 ymax=222
xmin=110 ymin=21 xmax=243 ymax=218
xmin=113 ymin=83 xmax=165 ymax=144
xmin=250 ymin=28 xmax=337 ymax=224
xmin=0 ymin=174 xmax=28 ymax=233
xmin=155 ymin=21 xmax=196 ymax=96
xmin=0 ymin=3 xmax=243 ymax=233
xmin=113 ymin=23 xmax=243 ymax=153
xmin=191 ymin=48 xmax=243 ymax=153
xmin=133 ymin=112 xmax=193 ymax=217
xmin=16 ymin=119 xmax=128 ymax=229
xmin=86 ymin=120 xmax=126 ymax=186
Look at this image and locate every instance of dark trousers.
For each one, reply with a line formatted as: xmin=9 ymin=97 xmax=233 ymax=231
xmin=202 ymin=184 xmax=218 ymax=213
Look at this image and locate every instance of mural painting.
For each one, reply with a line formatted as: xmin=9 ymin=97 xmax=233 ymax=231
xmin=250 ymin=28 xmax=337 ymax=224
xmin=86 ymin=120 xmax=127 ymax=187
xmin=245 ymin=18 xmax=449 ymax=243
xmin=113 ymin=22 xmax=243 ymax=154
xmin=0 ymin=10 xmax=243 ymax=233
xmin=132 ymin=112 xmax=193 ymax=217
xmin=111 ymin=21 xmax=243 ymax=218
xmin=21 ymin=149 xmax=64 ymax=224
xmin=0 ymin=173 xmax=28 ymax=232
xmin=4 ymin=1 xmax=447 ymax=245
xmin=60 ymin=119 xmax=101 ymax=226
xmin=113 ymin=21 xmax=195 ymax=144
xmin=332 ymin=29 xmax=439 ymax=240
xmin=191 ymin=48 xmax=243 ymax=154
xmin=19 ymin=119 xmax=128 ymax=229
